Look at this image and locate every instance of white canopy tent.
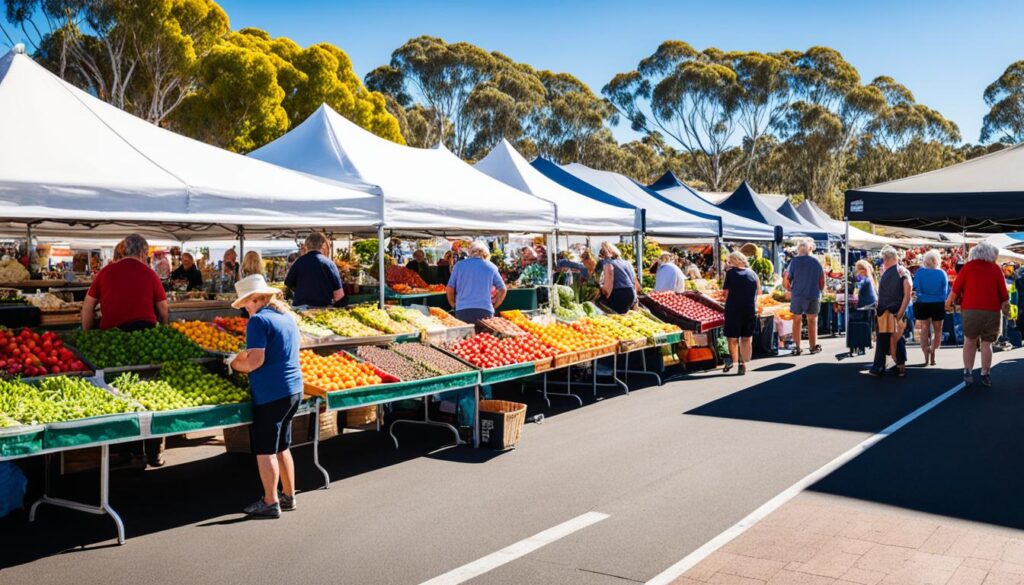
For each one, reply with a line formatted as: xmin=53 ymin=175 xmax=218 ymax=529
xmin=474 ymin=140 xmax=637 ymax=235
xmin=249 ymin=104 xmax=557 ymax=234
xmin=0 ymin=46 xmax=383 ymax=241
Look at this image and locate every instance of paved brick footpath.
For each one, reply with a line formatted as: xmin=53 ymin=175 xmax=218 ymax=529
xmin=675 ymin=492 xmax=1024 ymax=585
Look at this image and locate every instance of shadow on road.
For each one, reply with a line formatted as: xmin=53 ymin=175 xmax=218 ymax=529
xmin=0 ymin=369 xmax=664 ymax=568
xmin=684 ymin=361 xmax=961 ymax=433
xmin=810 ymin=358 xmax=1024 ymax=530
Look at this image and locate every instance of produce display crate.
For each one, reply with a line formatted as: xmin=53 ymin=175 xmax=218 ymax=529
xmin=326 ymin=370 xmax=480 ymax=411
xmin=0 ymin=424 xmax=44 ymax=459
xmin=617 ymin=338 xmax=650 ymax=354
xmin=103 ymin=360 xmax=254 ymax=437
xmin=478 ymin=317 xmax=529 ymax=338
xmin=553 ymin=351 xmax=580 ymax=367
xmin=422 ymin=324 xmax=475 ymax=346
xmin=640 ymin=295 xmax=723 ymax=333
xmin=576 ymin=342 xmax=618 ymax=362
xmin=479 ymin=361 xmax=536 ymax=384
xmin=533 ymin=357 xmax=555 ymax=373
xmin=478 ymin=400 xmax=527 ymax=450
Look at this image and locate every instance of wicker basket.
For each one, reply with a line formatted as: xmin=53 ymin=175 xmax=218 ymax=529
xmin=617 ymin=338 xmax=650 ymax=354
xmin=345 ymin=405 xmax=378 ymax=428
xmin=479 ymin=400 xmax=527 ymax=450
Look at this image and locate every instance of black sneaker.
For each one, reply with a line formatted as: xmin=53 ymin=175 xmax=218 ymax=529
xmin=278 ymin=492 xmax=296 ymax=512
xmin=244 ymin=499 xmax=281 ymax=519
xmin=980 ymin=374 xmax=992 ymax=388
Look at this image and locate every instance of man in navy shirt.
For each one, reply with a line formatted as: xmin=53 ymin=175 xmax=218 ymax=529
xmin=284 ymin=232 xmax=344 ymax=307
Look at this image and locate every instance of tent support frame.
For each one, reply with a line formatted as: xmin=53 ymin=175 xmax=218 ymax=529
xmin=844 ymin=218 xmax=850 ymax=338
xmin=378 ymin=225 xmax=386 ymax=308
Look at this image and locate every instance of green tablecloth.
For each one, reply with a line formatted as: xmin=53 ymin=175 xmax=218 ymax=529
xmin=480 ymin=362 xmax=536 ymax=384
xmin=43 ymin=413 xmax=141 ymax=450
xmin=0 ymin=426 xmax=43 ymax=458
xmin=149 ymin=402 xmax=253 ymax=436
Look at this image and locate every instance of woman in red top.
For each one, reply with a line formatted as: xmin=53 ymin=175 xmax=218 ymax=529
xmin=946 ymin=242 xmax=1009 ymax=387
xmin=82 ymin=234 xmax=169 ymax=332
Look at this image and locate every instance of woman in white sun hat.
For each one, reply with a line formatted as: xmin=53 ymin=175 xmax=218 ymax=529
xmin=228 ymin=274 xmax=302 ymax=519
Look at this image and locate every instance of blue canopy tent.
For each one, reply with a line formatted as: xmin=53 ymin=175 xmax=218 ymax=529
xmin=532 ymin=158 xmax=723 ymax=277
xmin=648 ymin=171 xmax=775 ymax=241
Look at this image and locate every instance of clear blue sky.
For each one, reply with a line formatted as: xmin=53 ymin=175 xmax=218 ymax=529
xmin=93 ymin=1 xmax=1024 ymax=144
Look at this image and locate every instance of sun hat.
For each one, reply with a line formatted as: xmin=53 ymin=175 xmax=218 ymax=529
xmin=232 ymin=274 xmax=281 ymax=309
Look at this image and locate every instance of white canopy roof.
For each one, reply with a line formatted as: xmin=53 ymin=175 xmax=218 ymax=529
xmin=0 ymin=46 xmax=383 ymax=240
xmin=554 ymin=163 xmax=719 ymax=238
xmin=249 ymin=105 xmax=557 ymax=234
xmin=474 ymin=140 xmax=637 ymax=234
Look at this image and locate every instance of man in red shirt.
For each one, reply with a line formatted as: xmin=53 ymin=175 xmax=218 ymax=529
xmin=946 ymin=242 xmax=1009 ymax=387
xmin=82 ymin=234 xmax=169 ymax=331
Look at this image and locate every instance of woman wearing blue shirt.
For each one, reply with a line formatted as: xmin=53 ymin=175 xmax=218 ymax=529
xmin=913 ymin=250 xmax=950 ymax=366
xmin=229 ymin=275 xmax=303 ymax=519
xmin=446 ymin=241 xmax=507 ymax=324
xmin=855 ymin=260 xmax=878 ymax=308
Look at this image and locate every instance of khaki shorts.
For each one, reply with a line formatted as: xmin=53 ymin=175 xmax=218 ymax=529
xmin=962 ymin=310 xmax=1001 ymax=342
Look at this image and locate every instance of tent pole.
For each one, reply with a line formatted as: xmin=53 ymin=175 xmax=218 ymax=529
xmin=714 ymin=237 xmax=722 ymax=281
xmin=378 ymin=225 xmax=386 ymax=309
xmin=25 ymin=223 xmax=32 ymax=274
xmin=237 ymin=226 xmax=245 ymax=282
xmin=547 ymin=231 xmax=555 ymax=288
xmin=844 ymin=218 xmax=850 ymax=340
xmin=630 ymin=231 xmax=638 ymax=280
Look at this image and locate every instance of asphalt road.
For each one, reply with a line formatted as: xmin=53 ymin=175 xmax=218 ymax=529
xmin=1 ymin=337 xmax=1012 ymax=585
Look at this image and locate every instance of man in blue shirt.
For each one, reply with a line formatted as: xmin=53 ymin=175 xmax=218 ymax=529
xmin=446 ymin=241 xmax=507 ymax=323
xmin=284 ymin=232 xmax=344 ymax=308
xmin=783 ymin=238 xmax=825 ymax=355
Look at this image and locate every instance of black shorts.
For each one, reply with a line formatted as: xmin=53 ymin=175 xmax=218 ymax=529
xmin=724 ymin=310 xmax=756 ymax=338
xmin=250 ymin=393 xmax=301 ymax=455
xmin=914 ymin=302 xmax=946 ymax=322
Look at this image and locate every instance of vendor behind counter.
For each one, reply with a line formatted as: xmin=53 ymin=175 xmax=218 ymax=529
xmin=169 ymin=252 xmax=204 ymax=291
xmin=284 ymin=232 xmax=345 ymax=308
xmin=82 ymin=233 xmax=169 ymax=331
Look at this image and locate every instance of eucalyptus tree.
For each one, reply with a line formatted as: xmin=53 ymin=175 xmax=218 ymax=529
xmin=981 ymin=60 xmax=1024 ymax=143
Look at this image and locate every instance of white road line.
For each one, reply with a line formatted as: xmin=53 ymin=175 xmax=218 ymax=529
xmin=646 ymin=382 xmax=966 ymax=585
xmin=420 ymin=511 xmax=610 ymax=585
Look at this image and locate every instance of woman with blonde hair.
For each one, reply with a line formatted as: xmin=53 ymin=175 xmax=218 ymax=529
xmin=854 ymin=260 xmax=877 ymax=309
xmin=913 ymin=250 xmax=949 ymax=366
xmin=229 ymin=275 xmax=303 ymax=518
xmin=242 ymin=250 xmax=264 ymax=278
xmin=598 ymin=242 xmax=641 ymax=313
xmin=722 ymin=251 xmax=760 ymax=374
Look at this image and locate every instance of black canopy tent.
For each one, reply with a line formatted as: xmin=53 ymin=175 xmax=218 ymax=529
xmin=842 ymin=142 xmax=1024 ymax=335
xmin=844 ymin=143 xmax=1024 ymax=233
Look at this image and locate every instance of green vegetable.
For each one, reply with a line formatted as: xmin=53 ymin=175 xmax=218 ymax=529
xmin=555 ymin=285 xmax=575 ymax=307
xmin=582 ymin=302 xmax=600 ymax=316
xmin=751 ymin=256 xmax=774 ymax=282
xmin=0 ymin=376 xmax=136 ymax=425
xmin=112 ymin=363 xmax=248 ymax=411
xmin=69 ymin=326 xmax=205 ymax=368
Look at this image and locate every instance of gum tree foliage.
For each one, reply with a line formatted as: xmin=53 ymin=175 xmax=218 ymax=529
xmin=981 ymin=60 xmax=1024 ymax=144
xmin=3 ymin=1 xmax=402 ymax=152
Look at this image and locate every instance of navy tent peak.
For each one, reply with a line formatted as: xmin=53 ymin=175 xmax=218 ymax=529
xmin=717 ymin=181 xmax=828 ymax=240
